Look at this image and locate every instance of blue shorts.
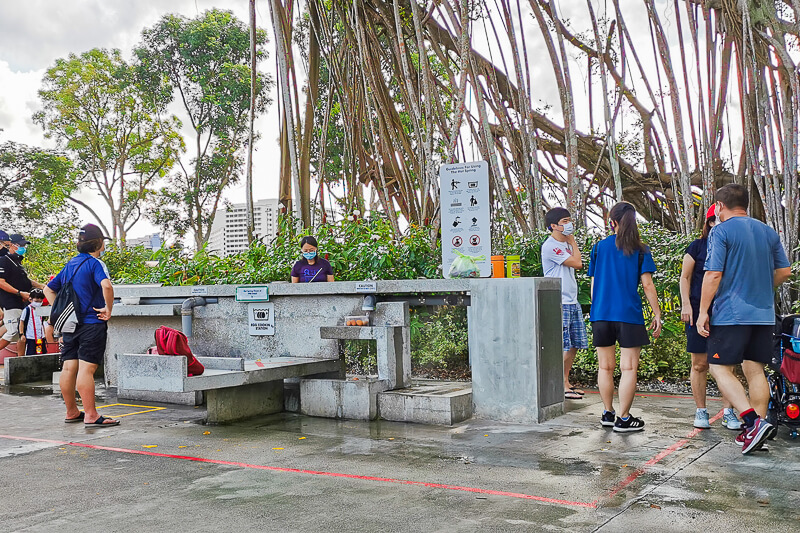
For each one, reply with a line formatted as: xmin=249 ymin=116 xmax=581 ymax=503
xmin=562 ymin=303 xmax=589 ymax=351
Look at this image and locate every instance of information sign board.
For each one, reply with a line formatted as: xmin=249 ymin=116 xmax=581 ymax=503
xmin=236 ymin=286 xmax=270 ymax=302
xmin=440 ymin=161 xmax=491 ymax=278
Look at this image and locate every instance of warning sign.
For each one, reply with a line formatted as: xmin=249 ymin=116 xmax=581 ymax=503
xmin=452 ymin=236 xmax=463 ymax=247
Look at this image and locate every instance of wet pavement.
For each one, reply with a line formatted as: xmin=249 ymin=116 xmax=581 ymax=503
xmin=0 ymin=378 xmax=798 ymax=532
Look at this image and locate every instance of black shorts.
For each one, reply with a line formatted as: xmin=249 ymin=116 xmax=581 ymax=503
xmin=61 ymin=322 xmax=108 ymax=366
xmin=685 ymin=306 xmax=708 ymax=354
xmin=592 ymin=321 xmax=650 ymax=348
xmin=25 ymin=339 xmax=40 ymax=355
xmin=707 ymin=324 xmax=773 ymax=366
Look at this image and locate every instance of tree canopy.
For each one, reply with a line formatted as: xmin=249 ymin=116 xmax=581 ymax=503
xmin=0 ymin=138 xmax=79 ymax=229
xmin=134 ymin=8 xmax=273 ymax=249
xmin=34 ymin=48 xmax=183 ymax=243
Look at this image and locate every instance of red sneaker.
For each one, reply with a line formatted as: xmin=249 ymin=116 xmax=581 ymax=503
xmin=741 ymin=418 xmax=773 ymax=455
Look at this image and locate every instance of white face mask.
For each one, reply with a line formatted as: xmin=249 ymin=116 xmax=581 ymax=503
xmin=561 ymin=222 xmax=575 ymax=236
xmin=30 ymin=301 xmax=43 ymax=308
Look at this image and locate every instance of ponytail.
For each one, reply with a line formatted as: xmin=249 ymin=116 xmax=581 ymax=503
xmin=609 ymin=201 xmax=644 ymax=256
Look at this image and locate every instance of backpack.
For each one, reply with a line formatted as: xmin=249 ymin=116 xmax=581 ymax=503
xmin=50 ymin=257 xmax=93 ymax=337
xmin=154 ymin=325 xmax=205 ymax=376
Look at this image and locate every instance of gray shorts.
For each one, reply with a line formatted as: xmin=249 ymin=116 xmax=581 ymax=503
xmin=2 ymin=308 xmax=22 ymax=342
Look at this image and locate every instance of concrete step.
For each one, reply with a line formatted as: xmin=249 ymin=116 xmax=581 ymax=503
xmin=378 ymin=381 xmax=472 ymax=426
xmin=300 ymin=377 xmax=390 ymax=420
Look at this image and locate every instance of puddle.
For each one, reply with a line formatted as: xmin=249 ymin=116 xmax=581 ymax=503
xmin=2 ymin=380 xmax=113 ymax=400
xmin=3 ymin=382 xmax=58 ymax=396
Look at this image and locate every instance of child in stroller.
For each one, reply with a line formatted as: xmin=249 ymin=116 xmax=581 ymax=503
xmin=767 ymin=314 xmax=800 ymax=438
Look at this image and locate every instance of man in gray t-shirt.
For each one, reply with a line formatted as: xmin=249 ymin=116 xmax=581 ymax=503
xmin=697 ymin=184 xmax=791 ymax=455
xmin=542 ymin=208 xmax=587 ymax=400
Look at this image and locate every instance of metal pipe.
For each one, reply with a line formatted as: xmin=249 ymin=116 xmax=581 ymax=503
xmin=181 ymin=297 xmax=207 ymax=338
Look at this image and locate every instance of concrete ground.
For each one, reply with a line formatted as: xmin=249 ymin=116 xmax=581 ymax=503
xmin=0 ymin=379 xmax=798 ymax=532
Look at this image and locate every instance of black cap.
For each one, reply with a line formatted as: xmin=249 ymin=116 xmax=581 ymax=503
xmin=79 ymin=224 xmax=111 ymax=242
xmin=0 ymin=230 xmax=9 ymax=241
xmin=9 ymin=234 xmax=31 ymax=246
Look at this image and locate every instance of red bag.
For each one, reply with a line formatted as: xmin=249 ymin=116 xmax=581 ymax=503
xmin=781 ymin=348 xmax=800 ymax=384
xmin=154 ymin=326 xmax=205 ymax=376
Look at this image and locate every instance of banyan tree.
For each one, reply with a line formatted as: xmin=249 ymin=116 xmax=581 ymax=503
xmin=266 ymin=0 xmax=799 ymax=268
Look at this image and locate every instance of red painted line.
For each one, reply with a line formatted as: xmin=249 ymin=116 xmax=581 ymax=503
xmin=0 ymin=434 xmax=596 ymax=509
xmin=606 ymin=409 xmax=724 ymax=498
xmin=582 ymin=390 xmax=722 ymax=402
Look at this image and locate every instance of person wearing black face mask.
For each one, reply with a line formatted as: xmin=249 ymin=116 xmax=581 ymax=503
xmin=0 ymin=234 xmax=46 ymax=353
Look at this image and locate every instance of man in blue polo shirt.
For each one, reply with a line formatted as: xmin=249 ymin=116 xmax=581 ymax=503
xmin=45 ymin=224 xmax=119 ymax=427
xmin=697 ymin=184 xmax=791 ymax=454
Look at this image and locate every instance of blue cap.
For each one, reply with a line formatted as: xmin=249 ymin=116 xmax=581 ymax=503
xmin=0 ymin=230 xmax=9 ymax=241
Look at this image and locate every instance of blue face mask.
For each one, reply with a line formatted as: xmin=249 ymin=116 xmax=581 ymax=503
xmin=16 ymin=246 xmax=26 ymax=256
xmin=303 ymin=251 xmax=317 ymax=260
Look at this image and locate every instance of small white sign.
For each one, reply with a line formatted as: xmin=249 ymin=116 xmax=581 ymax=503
xmin=355 ymin=282 xmax=377 ymax=293
xmin=236 ymin=285 xmax=269 ymax=302
xmin=191 ymin=286 xmax=208 ymax=296
xmin=248 ymin=303 xmax=275 ymax=336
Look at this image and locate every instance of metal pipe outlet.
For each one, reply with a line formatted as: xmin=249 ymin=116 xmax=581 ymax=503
xmin=181 ymin=297 xmax=207 ymax=338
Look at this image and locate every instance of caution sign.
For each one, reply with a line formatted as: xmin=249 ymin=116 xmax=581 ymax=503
xmin=248 ymin=303 xmax=275 ymax=336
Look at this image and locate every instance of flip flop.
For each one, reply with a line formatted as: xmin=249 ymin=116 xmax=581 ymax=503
xmin=565 ymin=391 xmax=583 ymax=400
xmin=65 ymin=412 xmax=85 ymax=423
xmin=570 ymin=387 xmax=586 ymax=396
xmin=84 ymin=415 xmax=120 ymax=427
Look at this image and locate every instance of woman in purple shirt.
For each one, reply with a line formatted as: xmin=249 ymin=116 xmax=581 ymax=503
xmin=291 ymin=236 xmax=334 ymax=283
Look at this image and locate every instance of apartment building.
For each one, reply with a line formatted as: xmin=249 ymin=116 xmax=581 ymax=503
xmin=208 ymin=198 xmax=280 ymax=256
xmin=126 ymin=232 xmax=162 ymax=250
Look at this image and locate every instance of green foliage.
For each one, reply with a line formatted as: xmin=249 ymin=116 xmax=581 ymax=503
xmin=0 ymin=140 xmax=79 ymax=228
xmin=134 ymin=9 xmax=274 ymax=249
xmin=34 ymin=48 xmax=183 ymax=241
xmin=410 ymin=307 xmax=469 ymax=370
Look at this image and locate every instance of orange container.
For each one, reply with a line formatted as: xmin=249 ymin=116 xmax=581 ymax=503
xmin=491 ymin=255 xmax=505 ymax=278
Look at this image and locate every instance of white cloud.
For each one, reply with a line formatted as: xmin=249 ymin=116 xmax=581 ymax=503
xmin=0 ymin=0 xmax=281 ymax=240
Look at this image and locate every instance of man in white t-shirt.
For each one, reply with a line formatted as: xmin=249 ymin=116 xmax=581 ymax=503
xmin=542 ymin=207 xmax=587 ymax=400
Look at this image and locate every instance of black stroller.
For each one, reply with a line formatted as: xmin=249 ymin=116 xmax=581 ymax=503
xmin=766 ymin=314 xmax=800 ymax=439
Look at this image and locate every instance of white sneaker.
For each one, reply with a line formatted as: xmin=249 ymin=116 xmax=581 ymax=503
xmin=694 ymin=410 xmax=711 ymax=429
xmin=722 ymin=411 xmax=743 ymax=430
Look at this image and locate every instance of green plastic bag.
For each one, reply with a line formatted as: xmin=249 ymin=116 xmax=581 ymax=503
xmin=448 ymin=250 xmax=486 ymax=278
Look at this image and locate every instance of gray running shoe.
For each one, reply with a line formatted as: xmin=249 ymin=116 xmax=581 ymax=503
xmin=721 ymin=411 xmax=743 ymax=430
xmin=694 ymin=410 xmax=711 ymax=429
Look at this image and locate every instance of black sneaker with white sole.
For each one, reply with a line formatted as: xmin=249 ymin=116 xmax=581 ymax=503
xmin=613 ymin=415 xmax=645 ymax=432
xmin=601 ymin=411 xmax=616 ymax=427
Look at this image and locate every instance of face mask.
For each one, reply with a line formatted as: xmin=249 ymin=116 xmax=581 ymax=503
xmin=561 ymin=222 xmax=574 ymax=236
xmin=30 ymin=301 xmax=42 ymax=309
xmin=303 ymin=251 xmax=317 ymax=260
xmin=99 ymin=249 xmax=105 ymax=257
xmin=16 ymin=246 xmax=26 ymax=256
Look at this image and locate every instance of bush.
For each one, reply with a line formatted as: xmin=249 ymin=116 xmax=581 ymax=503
xmin=410 ymin=306 xmax=469 ymax=371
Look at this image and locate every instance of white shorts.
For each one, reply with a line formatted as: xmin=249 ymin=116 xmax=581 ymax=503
xmin=2 ymin=308 xmax=22 ymax=342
